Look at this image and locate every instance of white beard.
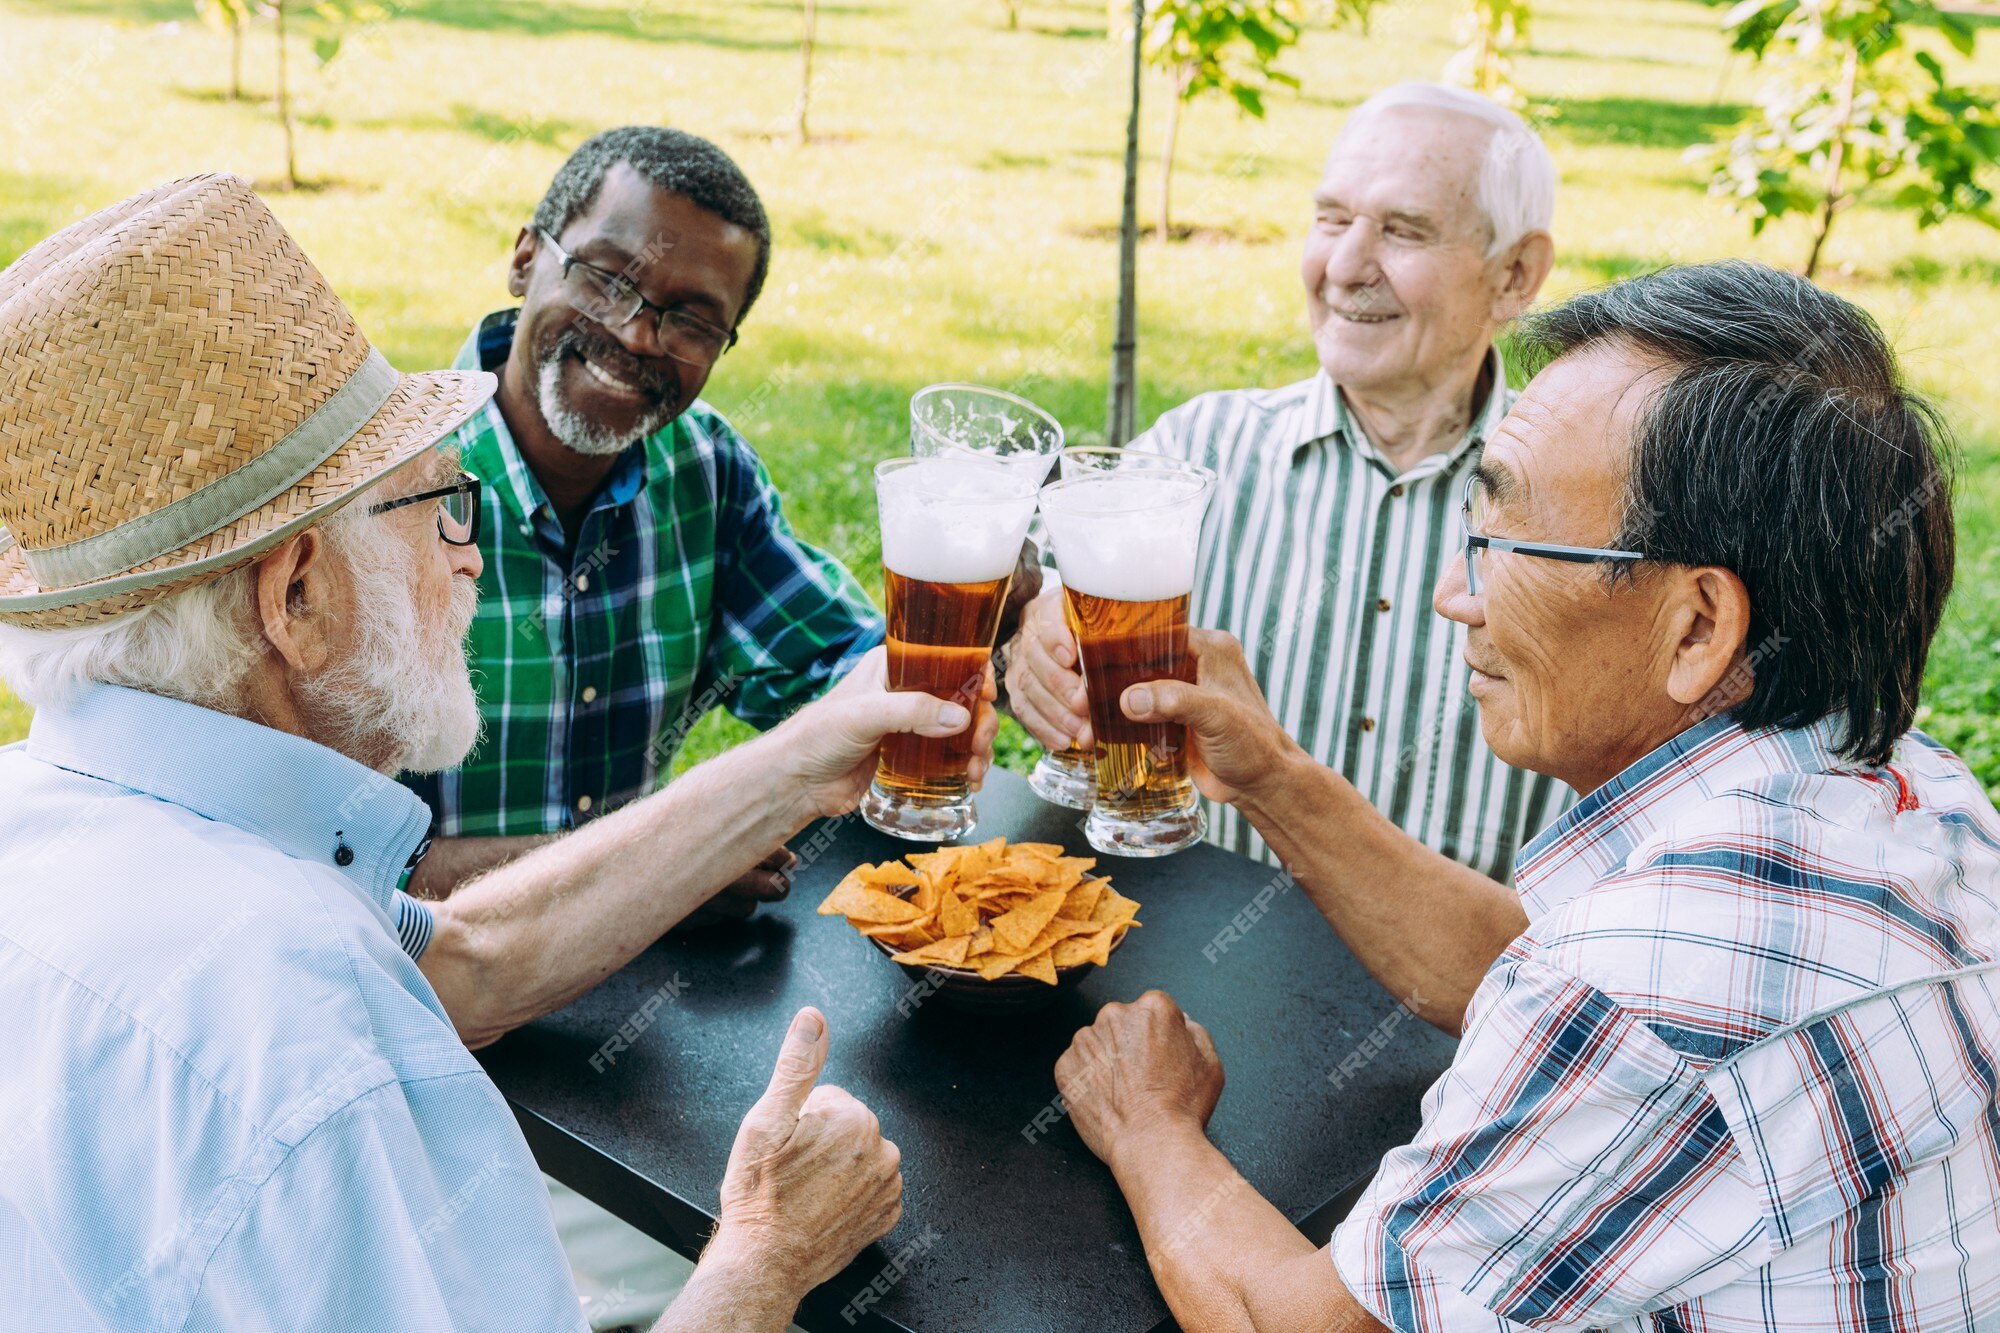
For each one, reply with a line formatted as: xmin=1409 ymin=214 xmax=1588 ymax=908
xmin=299 ymin=514 xmax=484 ymax=776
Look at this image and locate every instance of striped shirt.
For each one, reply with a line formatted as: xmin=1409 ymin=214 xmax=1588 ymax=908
xmin=1129 ymin=360 xmax=1566 ymax=880
xmin=1333 ymin=714 xmax=2000 ymax=1330
xmin=399 ymin=309 xmax=883 ymax=837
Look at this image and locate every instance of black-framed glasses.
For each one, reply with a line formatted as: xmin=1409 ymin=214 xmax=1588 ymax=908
xmin=367 ymin=472 xmax=483 ymax=547
xmin=537 ymin=227 xmax=739 ymax=369
xmin=1460 ymin=471 xmax=1643 ymax=595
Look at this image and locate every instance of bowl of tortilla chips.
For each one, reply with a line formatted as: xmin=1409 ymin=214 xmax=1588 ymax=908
xmin=817 ymin=838 xmax=1140 ymax=1014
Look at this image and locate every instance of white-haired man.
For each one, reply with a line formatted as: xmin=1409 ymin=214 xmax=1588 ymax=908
xmin=0 ymin=177 xmax=984 ymax=1331
xmin=1006 ymin=82 xmax=1565 ymax=883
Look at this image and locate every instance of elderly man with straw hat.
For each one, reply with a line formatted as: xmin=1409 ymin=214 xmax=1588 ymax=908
xmin=0 ymin=175 xmax=975 ymax=1331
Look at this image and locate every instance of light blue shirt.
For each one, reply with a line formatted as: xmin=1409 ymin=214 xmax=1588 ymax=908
xmin=0 ymin=684 xmax=585 ymax=1332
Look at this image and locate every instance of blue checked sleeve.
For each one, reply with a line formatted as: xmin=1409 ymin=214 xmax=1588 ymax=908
xmin=1331 ymin=957 xmax=1774 ymax=1331
xmin=704 ymin=420 xmax=884 ymax=728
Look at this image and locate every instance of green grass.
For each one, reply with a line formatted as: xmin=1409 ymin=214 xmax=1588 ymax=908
xmin=2 ymin=0 xmax=1996 ymax=793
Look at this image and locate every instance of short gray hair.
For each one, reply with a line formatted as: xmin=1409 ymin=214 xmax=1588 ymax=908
xmin=0 ymin=507 xmax=360 ymax=716
xmin=1335 ymin=82 xmax=1556 ymax=257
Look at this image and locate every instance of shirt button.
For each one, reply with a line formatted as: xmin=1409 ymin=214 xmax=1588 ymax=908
xmin=1360 ymin=717 xmax=1376 ymax=732
xmin=1389 ymin=484 xmax=1406 ymax=498
xmin=581 ymin=686 xmax=598 ymax=704
xmin=577 ymin=795 xmax=593 ymax=814
xmin=1376 ymin=598 xmax=1392 ymax=613
xmin=574 ymin=573 xmax=590 ymax=593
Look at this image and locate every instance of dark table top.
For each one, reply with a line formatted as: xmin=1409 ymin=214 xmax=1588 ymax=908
xmin=477 ymin=769 xmax=1459 ymax=1333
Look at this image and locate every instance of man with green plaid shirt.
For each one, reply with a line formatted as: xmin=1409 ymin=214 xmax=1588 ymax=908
xmin=400 ymin=128 xmax=882 ymax=913
xmin=396 ymin=126 xmax=901 ymax=1329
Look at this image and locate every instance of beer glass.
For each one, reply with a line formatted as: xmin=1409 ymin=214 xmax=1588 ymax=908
xmin=1039 ymin=467 xmax=1215 ymax=857
xmin=1028 ymin=448 xmax=1215 ymax=810
xmin=909 ymin=383 xmax=1064 ymax=485
xmin=861 ymin=456 xmax=1039 ymax=841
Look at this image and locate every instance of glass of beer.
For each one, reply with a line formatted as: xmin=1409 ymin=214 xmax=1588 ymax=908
xmin=861 ymin=456 xmax=1040 ymax=842
xmin=1028 ymin=448 xmax=1214 ymax=810
xmin=1038 ymin=467 xmax=1215 ymax=857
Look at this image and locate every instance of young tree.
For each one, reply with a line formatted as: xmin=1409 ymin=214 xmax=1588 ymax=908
xmin=1109 ymin=0 xmax=1144 ymax=445
xmin=1144 ymin=0 xmax=1302 ymax=241
xmin=1698 ymin=0 xmax=1998 ymax=278
xmin=1443 ymin=0 xmax=1529 ymax=107
xmin=195 ymin=0 xmax=253 ymax=101
xmin=262 ymin=0 xmax=386 ymax=189
xmin=798 ymin=0 xmax=817 ymax=143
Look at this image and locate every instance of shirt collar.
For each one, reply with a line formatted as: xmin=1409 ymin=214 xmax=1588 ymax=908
xmin=25 ymin=683 xmax=432 ymax=914
xmin=452 ymin=308 xmax=651 ymax=541
xmin=1512 ymin=713 xmax=1858 ymax=923
xmin=1289 ymin=344 xmax=1512 ymax=478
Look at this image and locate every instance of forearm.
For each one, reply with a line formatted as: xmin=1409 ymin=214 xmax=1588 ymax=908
xmin=403 ymin=834 xmax=555 ymax=900
xmin=419 ymin=735 xmax=807 ymax=1047
xmin=1238 ymin=750 xmax=1528 ymax=1033
xmin=651 ymin=1234 xmax=803 ymax=1333
xmin=1108 ymin=1123 xmax=1364 ymax=1332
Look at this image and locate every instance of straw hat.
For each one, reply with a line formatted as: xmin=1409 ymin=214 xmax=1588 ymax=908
xmin=0 ymin=173 xmax=496 ymax=629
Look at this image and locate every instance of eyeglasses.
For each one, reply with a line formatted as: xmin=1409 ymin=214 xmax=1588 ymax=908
xmin=1460 ymin=471 xmax=1643 ymax=595
xmin=537 ymin=227 xmax=739 ymax=369
xmin=367 ymin=471 xmax=483 ymax=547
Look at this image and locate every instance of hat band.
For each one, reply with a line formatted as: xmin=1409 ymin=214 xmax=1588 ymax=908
xmin=22 ymin=348 xmax=400 ymax=591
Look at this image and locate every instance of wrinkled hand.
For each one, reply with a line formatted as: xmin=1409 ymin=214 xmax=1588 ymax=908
xmin=770 ymin=646 xmax=999 ymax=823
xmin=1116 ymin=629 xmax=1299 ymax=806
xmin=1055 ymin=990 xmax=1224 ymax=1174
xmin=713 ymin=1009 xmax=904 ymax=1296
xmin=673 ymin=845 xmax=797 ymax=931
xmin=1004 ymin=587 xmax=1091 ymax=753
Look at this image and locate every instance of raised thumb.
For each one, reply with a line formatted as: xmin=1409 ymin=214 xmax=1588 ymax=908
xmin=752 ymin=1007 xmax=828 ymax=1128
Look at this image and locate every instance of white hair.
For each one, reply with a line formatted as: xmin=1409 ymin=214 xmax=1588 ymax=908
xmin=0 ymin=503 xmax=481 ymax=774
xmin=1335 ymin=82 xmax=1556 ymax=257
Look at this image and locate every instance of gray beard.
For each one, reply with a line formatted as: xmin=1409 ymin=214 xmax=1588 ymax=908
xmin=533 ymin=332 xmax=677 ymax=457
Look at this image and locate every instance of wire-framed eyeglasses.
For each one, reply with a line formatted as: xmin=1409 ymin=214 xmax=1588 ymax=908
xmin=1460 ymin=470 xmax=1644 ymax=595
xmin=537 ymin=227 xmax=738 ymax=370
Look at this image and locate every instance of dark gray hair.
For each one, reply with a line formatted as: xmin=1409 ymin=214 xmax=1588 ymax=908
xmin=532 ymin=126 xmax=772 ymax=319
xmin=1519 ymin=260 xmax=1955 ymax=767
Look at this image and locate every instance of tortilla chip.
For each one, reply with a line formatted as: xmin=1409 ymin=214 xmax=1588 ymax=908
xmin=891 ymin=934 xmax=973 ymax=968
xmin=991 ymin=891 xmax=1067 ymax=954
xmin=1017 ymin=949 xmax=1058 ymax=984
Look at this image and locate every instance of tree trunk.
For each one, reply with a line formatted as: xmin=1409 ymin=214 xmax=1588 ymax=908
xmin=229 ymin=11 xmax=243 ymax=101
xmin=1803 ymin=44 xmax=1859 ymax=280
xmin=1107 ymin=0 xmax=1143 ymax=447
xmin=798 ymin=0 xmax=816 ymax=144
xmin=1156 ymin=62 xmax=1189 ymax=243
xmin=276 ymin=0 xmax=297 ymax=189
xmin=1004 ymin=1 xmax=1019 ymax=28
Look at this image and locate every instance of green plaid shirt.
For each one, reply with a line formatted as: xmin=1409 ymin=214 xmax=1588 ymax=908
xmin=399 ymin=309 xmax=883 ymax=837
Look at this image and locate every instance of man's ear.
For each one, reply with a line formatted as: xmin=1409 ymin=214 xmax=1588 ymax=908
xmin=252 ymin=529 xmax=337 ymax=674
xmin=506 ymin=225 xmax=537 ymax=300
xmin=1665 ymin=565 xmax=1753 ymax=712
xmin=1492 ymin=230 xmax=1554 ymax=322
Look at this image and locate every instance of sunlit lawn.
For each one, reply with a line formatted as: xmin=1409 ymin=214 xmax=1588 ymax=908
xmin=3 ymin=0 xmax=1995 ymax=789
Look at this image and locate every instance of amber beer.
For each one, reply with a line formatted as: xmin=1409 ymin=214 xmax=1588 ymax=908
xmin=876 ymin=568 xmax=1009 ymax=800
xmin=1030 ymin=447 xmax=1213 ymax=810
xmin=1039 ymin=468 xmax=1215 ymax=857
xmin=860 ymin=457 xmax=1039 ymax=841
xmin=1064 ymin=586 xmax=1196 ymax=818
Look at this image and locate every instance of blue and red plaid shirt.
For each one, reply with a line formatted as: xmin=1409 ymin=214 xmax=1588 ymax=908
xmin=1335 ymin=713 xmax=2000 ymax=1330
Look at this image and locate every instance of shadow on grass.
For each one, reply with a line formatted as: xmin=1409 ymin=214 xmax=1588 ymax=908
xmin=1893 ymin=255 xmax=2000 ymax=286
xmin=1538 ymin=95 xmax=1747 ymax=150
xmin=394 ymin=0 xmax=808 ymax=50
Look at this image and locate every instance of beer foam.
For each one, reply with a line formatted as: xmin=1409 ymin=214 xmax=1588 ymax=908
xmin=1041 ymin=474 xmax=1205 ymax=602
xmin=878 ymin=457 xmax=1037 ymax=584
